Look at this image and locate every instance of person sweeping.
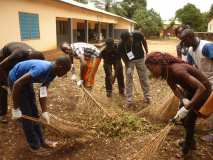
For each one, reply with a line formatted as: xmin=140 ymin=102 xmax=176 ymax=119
xmin=9 ymin=56 xmax=71 ymax=154
xmin=0 ymin=42 xmax=44 ymax=123
xmin=60 ymin=42 xmax=101 ymax=89
xmin=145 ymin=52 xmax=212 ymax=157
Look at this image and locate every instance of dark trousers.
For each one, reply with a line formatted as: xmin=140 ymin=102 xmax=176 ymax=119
xmin=182 ymin=109 xmax=197 ymax=154
xmin=18 ymin=83 xmax=44 ymax=149
xmin=181 ymin=91 xmax=210 ymax=154
xmin=0 ymin=86 xmax=8 ymax=116
xmin=103 ymin=61 xmax=125 ymax=94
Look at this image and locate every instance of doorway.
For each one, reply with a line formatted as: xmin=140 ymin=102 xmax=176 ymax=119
xmin=56 ymin=18 xmax=71 ymax=46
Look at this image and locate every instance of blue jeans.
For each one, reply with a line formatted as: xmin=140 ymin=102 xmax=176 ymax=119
xmin=9 ymin=79 xmax=44 ymax=149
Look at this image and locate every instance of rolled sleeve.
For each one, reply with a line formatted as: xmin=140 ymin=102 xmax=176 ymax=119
xmin=202 ymin=44 xmax=213 ymax=59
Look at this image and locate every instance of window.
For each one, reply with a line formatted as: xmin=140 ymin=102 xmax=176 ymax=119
xmin=19 ymin=12 xmax=40 ymax=40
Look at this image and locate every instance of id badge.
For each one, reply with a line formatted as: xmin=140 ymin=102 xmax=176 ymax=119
xmin=127 ymin=51 xmax=135 ymax=60
xmin=40 ymin=86 xmax=47 ymax=98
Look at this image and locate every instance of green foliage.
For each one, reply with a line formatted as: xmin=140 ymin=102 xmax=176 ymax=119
xmin=97 ymin=113 xmax=150 ymax=138
xmin=175 ymin=3 xmax=207 ymax=31
xmin=109 ymin=0 xmax=162 ymax=37
xmin=111 ymin=0 xmax=147 ymax=19
xmin=74 ymin=0 xmax=88 ymax=4
xmin=208 ymin=4 xmax=213 ymax=19
xmin=133 ymin=8 xmax=163 ymax=37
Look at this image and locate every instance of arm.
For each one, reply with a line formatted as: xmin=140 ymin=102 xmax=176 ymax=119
xmin=39 ymin=84 xmax=49 ymax=113
xmin=179 ymin=73 xmax=206 ymax=109
xmin=12 ymin=73 xmax=32 ymax=109
xmin=176 ymin=44 xmax=182 ymax=59
xmin=187 ymin=53 xmax=195 ymax=65
xmin=141 ymin=36 xmax=148 ymax=55
xmin=167 ymin=80 xmax=183 ymax=98
xmin=79 ymin=55 xmax=87 ymax=80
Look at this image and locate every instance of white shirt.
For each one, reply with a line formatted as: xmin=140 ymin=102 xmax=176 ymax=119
xmin=70 ymin=42 xmax=100 ymax=58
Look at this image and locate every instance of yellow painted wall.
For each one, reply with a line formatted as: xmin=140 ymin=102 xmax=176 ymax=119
xmin=115 ymin=19 xmax=133 ymax=32
xmin=208 ymin=19 xmax=213 ymax=33
xmin=0 ymin=0 xmax=133 ymax=51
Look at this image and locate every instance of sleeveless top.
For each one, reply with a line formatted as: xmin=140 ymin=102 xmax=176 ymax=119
xmin=188 ymin=40 xmax=213 ymax=89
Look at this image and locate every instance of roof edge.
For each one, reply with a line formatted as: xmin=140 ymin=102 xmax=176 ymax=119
xmin=58 ymin=0 xmax=136 ymax=24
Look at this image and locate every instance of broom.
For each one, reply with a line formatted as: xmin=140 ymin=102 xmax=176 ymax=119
xmin=21 ymin=113 xmax=95 ymax=144
xmin=79 ymin=85 xmax=111 ymax=118
xmin=127 ymin=123 xmax=175 ymax=160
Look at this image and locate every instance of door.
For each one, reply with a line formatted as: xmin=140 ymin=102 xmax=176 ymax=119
xmin=56 ymin=19 xmax=71 ymax=47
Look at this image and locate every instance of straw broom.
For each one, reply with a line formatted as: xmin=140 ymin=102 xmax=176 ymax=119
xmin=80 ymin=85 xmax=111 ymax=118
xmin=127 ymin=123 xmax=175 ymax=160
xmin=21 ymin=114 xmax=93 ymax=138
xmin=21 ymin=114 xmax=95 ymax=156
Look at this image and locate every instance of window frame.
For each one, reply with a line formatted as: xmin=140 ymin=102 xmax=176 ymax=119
xmin=19 ymin=11 xmax=40 ymax=40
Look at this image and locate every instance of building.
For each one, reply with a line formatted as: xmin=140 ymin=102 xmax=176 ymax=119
xmin=208 ymin=18 xmax=213 ymax=33
xmin=161 ymin=20 xmax=181 ymax=37
xmin=0 ymin=0 xmax=135 ymax=51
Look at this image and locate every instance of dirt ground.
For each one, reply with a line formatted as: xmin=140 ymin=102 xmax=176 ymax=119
xmin=1 ymin=39 xmax=213 ymax=160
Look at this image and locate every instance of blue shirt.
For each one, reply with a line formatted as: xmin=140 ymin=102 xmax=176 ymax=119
xmin=9 ymin=60 xmax=54 ymax=84
xmin=202 ymin=43 xmax=213 ymax=59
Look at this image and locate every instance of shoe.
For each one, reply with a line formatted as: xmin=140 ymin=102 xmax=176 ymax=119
xmin=0 ymin=116 xmax=8 ymax=123
xmin=144 ymin=98 xmax=151 ymax=104
xmin=178 ymin=139 xmax=196 ymax=150
xmin=178 ymin=149 xmax=193 ymax=159
xmin=201 ymin=134 xmax=213 ymax=142
xmin=106 ymin=92 xmax=112 ymax=97
xmin=123 ymin=101 xmax=135 ymax=109
xmin=29 ymin=147 xmax=51 ymax=156
xmin=119 ymin=92 xmax=125 ymax=97
xmin=42 ymin=139 xmax=58 ymax=149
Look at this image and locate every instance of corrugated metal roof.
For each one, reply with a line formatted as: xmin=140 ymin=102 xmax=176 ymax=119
xmin=59 ymin=0 xmax=136 ymax=23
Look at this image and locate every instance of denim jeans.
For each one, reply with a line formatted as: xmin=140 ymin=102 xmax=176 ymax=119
xmin=9 ymin=79 xmax=44 ymax=150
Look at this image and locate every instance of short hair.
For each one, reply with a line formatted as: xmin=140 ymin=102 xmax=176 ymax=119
xmin=120 ymin=31 xmax=131 ymax=42
xmin=179 ymin=29 xmax=195 ymax=40
xmin=105 ymin=38 xmax=114 ymax=48
xmin=174 ymin=25 xmax=190 ymax=36
xmin=60 ymin=41 xmax=69 ymax=53
xmin=55 ymin=56 xmax=71 ymax=72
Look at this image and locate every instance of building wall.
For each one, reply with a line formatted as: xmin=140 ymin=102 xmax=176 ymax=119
xmin=114 ymin=19 xmax=134 ymax=39
xmin=0 ymin=0 xmax=133 ymax=51
xmin=208 ymin=19 xmax=213 ymax=33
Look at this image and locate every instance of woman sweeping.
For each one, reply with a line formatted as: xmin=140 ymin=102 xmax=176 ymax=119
xmin=145 ymin=52 xmax=212 ymax=157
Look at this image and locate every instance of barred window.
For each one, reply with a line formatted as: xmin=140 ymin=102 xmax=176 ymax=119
xmin=19 ymin=12 xmax=40 ymax=40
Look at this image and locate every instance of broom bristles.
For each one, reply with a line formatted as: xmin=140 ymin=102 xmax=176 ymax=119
xmin=80 ymin=86 xmax=111 ymax=118
xmin=128 ymin=123 xmax=174 ymax=160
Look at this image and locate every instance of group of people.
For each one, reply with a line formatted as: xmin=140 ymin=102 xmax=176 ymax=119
xmin=0 ymin=31 xmax=151 ymax=155
xmin=0 ymin=42 xmax=71 ymax=153
xmin=146 ymin=26 xmax=213 ymax=157
xmin=60 ymin=31 xmax=151 ymax=106
xmin=0 ymin=26 xmax=212 ymax=157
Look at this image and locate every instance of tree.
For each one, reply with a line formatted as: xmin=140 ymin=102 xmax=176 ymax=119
xmin=108 ymin=0 xmax=163 ymax=37
xmin=208 ymin=4 xmax=213 ymax=19
xmin=74 ymin=0 xmax=88 ymax=4
xmin=133 ymin=8 xmax=163 ymax=37
xmin=175 ymin=3 xmax=205 ymax=31
xmin=111 ymin=0 xmax=147 ymax=19
xmin=105 ymin=0 xmax=112 ymax=11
